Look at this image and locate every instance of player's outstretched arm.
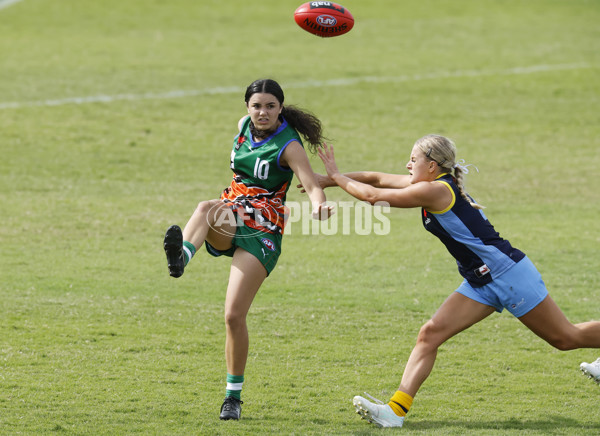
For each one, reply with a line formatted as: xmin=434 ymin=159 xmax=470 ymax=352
xmin=283 ymin=141 xmax=334 ymax=220
xmin=339 ymin=171 xmax=411 ymax=189
xmin=297 ymin=144 xmax=410 ymax=192
xmin=318 ymin=143 xmax=447 ymax=209
xmin=298 ymin=170 xmax=409 ymax=192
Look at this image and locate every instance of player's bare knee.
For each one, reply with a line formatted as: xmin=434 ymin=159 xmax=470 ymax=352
xmin=547 ymin=334 xmax=577 ymax=351
xmin=194 ymin=200 xmax=213 ymax=216
xmin=224 ymin=310 xmax=247 ymax=331
xmin=416 ymin=320 xmax=442 ymax=349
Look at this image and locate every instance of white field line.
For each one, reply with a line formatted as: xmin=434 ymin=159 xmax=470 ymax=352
xmin=0 ymin=0 xmax=24 ymax=10
xmin=0 ymin=63 xmax=592 ymax=110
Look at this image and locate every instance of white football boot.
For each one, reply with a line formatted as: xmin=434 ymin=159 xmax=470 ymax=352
xmin=580 ymin=358 xmax=600 ymax=384
xmin=353 ymin=393 xmax=405 ymax=428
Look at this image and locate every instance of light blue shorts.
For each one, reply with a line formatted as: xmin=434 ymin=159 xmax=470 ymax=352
xmin=455 ymin=256 xmax=548 ymax=318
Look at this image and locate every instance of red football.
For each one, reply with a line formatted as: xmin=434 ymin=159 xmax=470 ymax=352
xmin=294 ymin=2 xmax=354 ymax=38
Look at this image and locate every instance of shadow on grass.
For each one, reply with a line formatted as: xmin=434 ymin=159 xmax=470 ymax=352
xmin=220 ymin=414 xmax=599 ymax=435
xmin=404 ymin=414 xmax=600 ymax=432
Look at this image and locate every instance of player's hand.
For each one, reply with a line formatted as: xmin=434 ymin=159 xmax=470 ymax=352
xmin=312 ymin=202 xmax=335 ymax=221
xmin=317 ymin=143 xmax=340 ymax=179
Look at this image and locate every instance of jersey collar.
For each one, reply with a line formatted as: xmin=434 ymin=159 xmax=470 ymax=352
xmin=251 ymin=116 xmax=288 ymax=148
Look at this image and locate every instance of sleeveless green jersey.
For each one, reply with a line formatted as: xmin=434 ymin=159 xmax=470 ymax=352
xmin=229 ymin=115 xmax=301 ymax=191
xmin=221 ymin=116 xmax=303 ymax=234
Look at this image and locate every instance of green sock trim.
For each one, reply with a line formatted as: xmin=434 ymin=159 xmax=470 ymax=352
xmin=226 ymin=390 xmax=241 ymax=400
xmin=227 ymin=374 xmax=244 ymax=383
xmin=182 ymin=241 xmax=196 ymax=265
xmin=226 ymin=373 xmax=244 ymax=400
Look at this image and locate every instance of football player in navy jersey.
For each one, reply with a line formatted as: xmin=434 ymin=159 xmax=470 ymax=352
xmin=315 ymin=135 xmax=600 ymax=428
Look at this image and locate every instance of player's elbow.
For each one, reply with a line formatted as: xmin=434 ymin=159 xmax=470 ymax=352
xmin=362 ymin=191 xmax=382 ymax=205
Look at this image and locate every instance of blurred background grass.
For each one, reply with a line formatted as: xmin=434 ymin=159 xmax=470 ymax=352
xmin=1 ymin=0 xmax=599 ymax=434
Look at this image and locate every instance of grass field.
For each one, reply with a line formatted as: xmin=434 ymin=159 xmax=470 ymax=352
xmin=1 ymin=0 xmax=599 ymax=434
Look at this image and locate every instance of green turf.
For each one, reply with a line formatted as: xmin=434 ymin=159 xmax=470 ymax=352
xmin=1 ymin=0 xmax=599 ymax=434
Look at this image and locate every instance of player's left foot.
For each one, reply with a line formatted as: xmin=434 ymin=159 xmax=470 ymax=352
xmin=219 ymin=396 xmax=243 ymax=420
xmin=163 ymin=225 xmax=184 ymax=278
xmin=580 ymin=358 xmax=600 ymax=384
xmin=353 ymin=394 xmax=404 ymax=428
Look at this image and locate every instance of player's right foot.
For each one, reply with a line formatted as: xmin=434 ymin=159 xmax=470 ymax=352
xmin=163 ymin=225 xmax=184 ymax=278
xmin=219 ymin=397 xmax=242 ymax=420
xmin=353 ymin=394 xmax=404 ymax=428
xmin=580 ymin=358 xmax=600 ymax=384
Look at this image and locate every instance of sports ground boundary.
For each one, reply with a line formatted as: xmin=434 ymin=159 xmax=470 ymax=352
xmin=0 ymin=62 xmax=592 ymax=110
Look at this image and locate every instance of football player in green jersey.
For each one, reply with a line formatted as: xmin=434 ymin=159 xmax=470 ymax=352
xmin=163 ymin=79 xmax=333 ymax=420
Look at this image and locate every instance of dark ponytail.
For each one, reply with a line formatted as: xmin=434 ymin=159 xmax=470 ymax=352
xmin=280 ymin=105 xmax=324 ymax=154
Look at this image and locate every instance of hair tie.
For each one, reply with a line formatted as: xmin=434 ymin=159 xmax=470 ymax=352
xmin=453 ymin=159 xmax=479 ymax=174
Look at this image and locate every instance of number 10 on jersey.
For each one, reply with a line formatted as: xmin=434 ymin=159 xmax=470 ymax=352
xmin=254 ymin=157 xmax=270 ymax=180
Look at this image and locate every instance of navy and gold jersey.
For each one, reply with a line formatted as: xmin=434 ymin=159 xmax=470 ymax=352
xmin=422 ymin=174 xmax=525 ymax=287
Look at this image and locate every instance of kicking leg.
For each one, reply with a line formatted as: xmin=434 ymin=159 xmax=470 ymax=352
xmin=164 ymin=199 xmax=236 ymax=277
xmin=183 ymin=199 xmax=236 ymax=251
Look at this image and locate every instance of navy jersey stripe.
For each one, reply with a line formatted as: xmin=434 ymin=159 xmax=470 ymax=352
xmin=422 ymin=174 xmax=525 ymax=287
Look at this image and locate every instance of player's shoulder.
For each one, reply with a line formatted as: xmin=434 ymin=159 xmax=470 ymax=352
xmin=432 ymin=174 xmax=458 ymax=192
xmin=238 ymin=115 xmax=250 ymax=131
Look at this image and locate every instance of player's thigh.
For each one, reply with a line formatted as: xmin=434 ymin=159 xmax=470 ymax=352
xmin=425 ymin=292 xmax=496 ymax=343
xmin=517 ymin=295 xmax=576 ymax=348
xmin=205 ymin=202 xmax=237 ymax=250
xmin=224 ymin=248 xmax=267 ymax=320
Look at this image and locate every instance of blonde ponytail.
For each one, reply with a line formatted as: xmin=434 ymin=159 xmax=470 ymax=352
xmin=453 ymin=164 xmax=484 ymax=210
